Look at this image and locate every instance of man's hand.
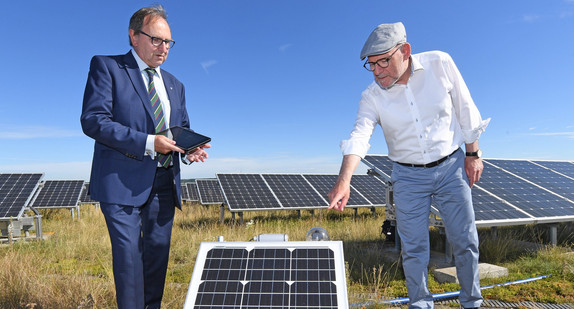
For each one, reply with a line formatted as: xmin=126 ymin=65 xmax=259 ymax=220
xmin=186 ymin=144 xmax=211 ymax=163
xmin=464 ymin=156 xmax=483 ymax=188
xmin=155 ymin=134 xmax=184 ymax=154
xmin=328 ymin=181 xmax=351 ymax=212
xmin=328 ymin=154 xmax=362 ymax=212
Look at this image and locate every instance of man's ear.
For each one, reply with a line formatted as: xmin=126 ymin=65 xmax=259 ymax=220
xmin=129 ymin=29 xmax=137 ymax=47
xmin=401 ymin=43 xmax=412 ymax=60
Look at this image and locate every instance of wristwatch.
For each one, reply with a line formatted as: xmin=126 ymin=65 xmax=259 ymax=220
xmin=465 ymin=149 xmax=482 ymax=158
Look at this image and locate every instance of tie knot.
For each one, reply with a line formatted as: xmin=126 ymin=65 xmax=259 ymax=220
xmin=145 ymin=68 xmax=156 ymax=78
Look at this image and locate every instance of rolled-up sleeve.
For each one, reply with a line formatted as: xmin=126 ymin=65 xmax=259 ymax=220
xmin=340 ymin=90 xmax=379 ymax=158
xmin=444 ymin=53 xmax=491 ymax=144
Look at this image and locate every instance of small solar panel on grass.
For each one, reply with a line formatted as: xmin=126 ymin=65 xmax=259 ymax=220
xmin=183 ymin=240 xmax=348 ymax=309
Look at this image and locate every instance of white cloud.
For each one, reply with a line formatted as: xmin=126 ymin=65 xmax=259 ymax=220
xmin=279 ymin=44 xmax=293 ymax=52
xmin=200 ymin=60 xmax=218 ymax=73
xmin=522 ymin=14 xmax=541 ymax=22
xmin=529 ymin=131 xmax=574 ymax=139
xmin=0 ymin=126 xmax=82 ymax=139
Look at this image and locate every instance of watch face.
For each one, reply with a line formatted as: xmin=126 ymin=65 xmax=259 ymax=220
xmin=477 ymin=149 xmax=482 ymax=158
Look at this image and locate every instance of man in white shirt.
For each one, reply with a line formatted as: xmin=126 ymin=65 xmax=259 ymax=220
xmin=328 ymin=22 xmax=489 ymax=309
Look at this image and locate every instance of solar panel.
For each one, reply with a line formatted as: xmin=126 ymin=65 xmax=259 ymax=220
xmin=303 ymin=174 xmax=372 ymax=207
xmin=493 ymin=160 xmax=574 ymax=201
xmin=31 ymin=180 xmax=84 ymax=208
xmin=478 ymin=161 xmax=574 ymax=218
xmin=470 ymin=187 xmax=532 ymax=224
xmin=196 ymin=179 xmax=224 ymax=205
xmin=350 ymin=175 xmax=387 ymax=205
xmin=79 ymin=182 xmax=98 ymax=204
xmin=533 ymin=160 xmax=574 ymax=178
xmin=187 ymin=182 xmax=200 ymax=201
xmin=486 ymin=159 xmax=574 ymax=202
xmin=181 ymin=184 xmax=191 ymax=201
xmin=362 ymin=155 xmax=394 ymax=180
xmin=262 ymin=174 xmax=326 ymax=208
xmin=217 ymin=174 xmax=281 ymax=211
xmin=183 ymin=240 xmax=348 ymax=309
xmin=0 ymin=173 xmax=43 ymax=219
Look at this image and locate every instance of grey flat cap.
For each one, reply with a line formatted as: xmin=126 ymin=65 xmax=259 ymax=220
xmin=360 ymin=22 xmax=407 ymax=60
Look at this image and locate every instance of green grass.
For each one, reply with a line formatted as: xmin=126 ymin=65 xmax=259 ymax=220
xmin=0 ymin=204 xmax=572 ymax=308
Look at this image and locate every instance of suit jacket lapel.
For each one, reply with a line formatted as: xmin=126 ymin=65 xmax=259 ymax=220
xmin=121 ymin=52 xmax=156 ymax=131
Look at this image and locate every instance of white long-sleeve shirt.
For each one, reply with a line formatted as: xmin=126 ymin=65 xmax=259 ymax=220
xmin=341 ymin=50 xmax=490 ymax=164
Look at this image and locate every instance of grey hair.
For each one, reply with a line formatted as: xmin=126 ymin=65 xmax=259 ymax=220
xmin=128 ymin=4 xmax=168 ymax=46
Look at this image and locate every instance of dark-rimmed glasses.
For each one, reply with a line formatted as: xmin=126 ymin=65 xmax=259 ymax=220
xmin=139 ymin=31 xmax=175 ymax=49
xmin=363 ymin=44 xmax=403 ymax=72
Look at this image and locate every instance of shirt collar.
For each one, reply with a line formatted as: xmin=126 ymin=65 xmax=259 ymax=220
xmin=410 ymin=55 xmax=424 ymax=73
xmin=131 ymin=49 xmax=162 ymax=75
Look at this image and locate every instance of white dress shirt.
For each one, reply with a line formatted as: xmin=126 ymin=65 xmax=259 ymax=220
xmin=341 ymin=50 xmax=490 ymax=164
xmin=131 ymin=50 xmax=172 ymax=159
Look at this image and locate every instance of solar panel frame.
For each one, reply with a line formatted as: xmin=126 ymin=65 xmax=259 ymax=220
xmin=475 ymin=160 xmax=574 ymax=223
xmin=196 ymin=179 xmax=224 ymax=205
xmin=218 ymin=173 xmax=389 ymax=212
xmin=303 ymin=174 xmax=373 ymax=208
xmin=533 ymin=160 xmax=574 ymax=179
xmin=0 ymin=173 xmax=44 ymax=219
xmin=349 ymin=175 xmax=387 ymax=206
xmin=187 ymin=182 xmax=200 ymax=201
xmin=183 ymin=240 xmax=348 ymax=309
xmin=362 ymin=155 xmax=394 ymax=181
xmin=217 ymin=174 xmax=282 ymax=211
xmin=79 ymin=182 xmax=98 ymax=204
xmin=261 ymin=174 xmax=327 ymax=209
xmin=486 ymin=159 xmax=574 ymax=202
xmin=181 ymin=184 xmax=191 ymax=201
xmin=31 ymin=180 xmax=84 ymax=209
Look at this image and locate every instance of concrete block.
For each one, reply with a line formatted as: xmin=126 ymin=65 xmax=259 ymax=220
xmin=433 ymin=263 xmax=508 ymax=284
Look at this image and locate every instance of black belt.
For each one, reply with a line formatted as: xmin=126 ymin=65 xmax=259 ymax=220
xmin=397 ymin=149 xmax=459 ymax=168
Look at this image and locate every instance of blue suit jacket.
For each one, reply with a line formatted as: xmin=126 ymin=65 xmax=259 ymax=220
xmin=81 ymin=51 xmax=189 ymax=207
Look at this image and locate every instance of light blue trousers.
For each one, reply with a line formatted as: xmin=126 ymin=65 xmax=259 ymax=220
xmin=391 ymin=149 xmax=483 ymax=309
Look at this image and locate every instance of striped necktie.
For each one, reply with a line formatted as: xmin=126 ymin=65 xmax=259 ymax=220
xmin=145 ymin=68 xmax=172 ymax=168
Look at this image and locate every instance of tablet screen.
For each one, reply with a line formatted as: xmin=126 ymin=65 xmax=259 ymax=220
xmin=168 ymin=126 xmax=211 ymax=152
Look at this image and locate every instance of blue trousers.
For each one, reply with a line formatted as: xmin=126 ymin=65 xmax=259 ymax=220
xmin=391 ymin=149 xmax=482 ymax=309
xmin=101 ymin=167 xmax=176 ymax=309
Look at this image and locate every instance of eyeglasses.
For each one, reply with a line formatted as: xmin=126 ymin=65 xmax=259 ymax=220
xmin=139 ymin=31 xmax=175 ymax=49
xmin=363 ymin=44 xmax=403 ymax=72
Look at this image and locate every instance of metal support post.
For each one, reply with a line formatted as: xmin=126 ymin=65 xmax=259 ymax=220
xmin=549 ymin=224 xmax=558 ymax=246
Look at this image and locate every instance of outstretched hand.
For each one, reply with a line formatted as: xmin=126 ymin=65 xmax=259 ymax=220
xmin=186 ymin=144 xmax=211 ymax=163
xmin=328 ymin=181 xmax=350 ymax=212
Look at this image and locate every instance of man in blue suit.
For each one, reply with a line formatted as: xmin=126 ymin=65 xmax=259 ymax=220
xmin=81 ymin=5 xmax=209 ymax=308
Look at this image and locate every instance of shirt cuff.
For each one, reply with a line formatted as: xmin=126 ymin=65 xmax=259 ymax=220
xmin=145 ymin=134 xmax=156 ymax=159
xmin=181 ymin=154 xmax=193 ymax=165
xmin=462 ymin=118 xmax=491 ymax=144
xmin=340 ymin=139 xmax=371 ymax=158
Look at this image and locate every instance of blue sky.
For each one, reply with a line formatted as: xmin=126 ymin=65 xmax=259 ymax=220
xmin=1 ymin=1 xmax=573 ymax=181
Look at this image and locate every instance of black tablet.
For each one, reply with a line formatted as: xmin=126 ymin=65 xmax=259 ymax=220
xmin=165 ymin=126 xmax=211 ymax=153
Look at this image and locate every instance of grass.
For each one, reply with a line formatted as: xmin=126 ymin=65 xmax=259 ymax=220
xmin=0 ymin=204 xmax=573 ymax=308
